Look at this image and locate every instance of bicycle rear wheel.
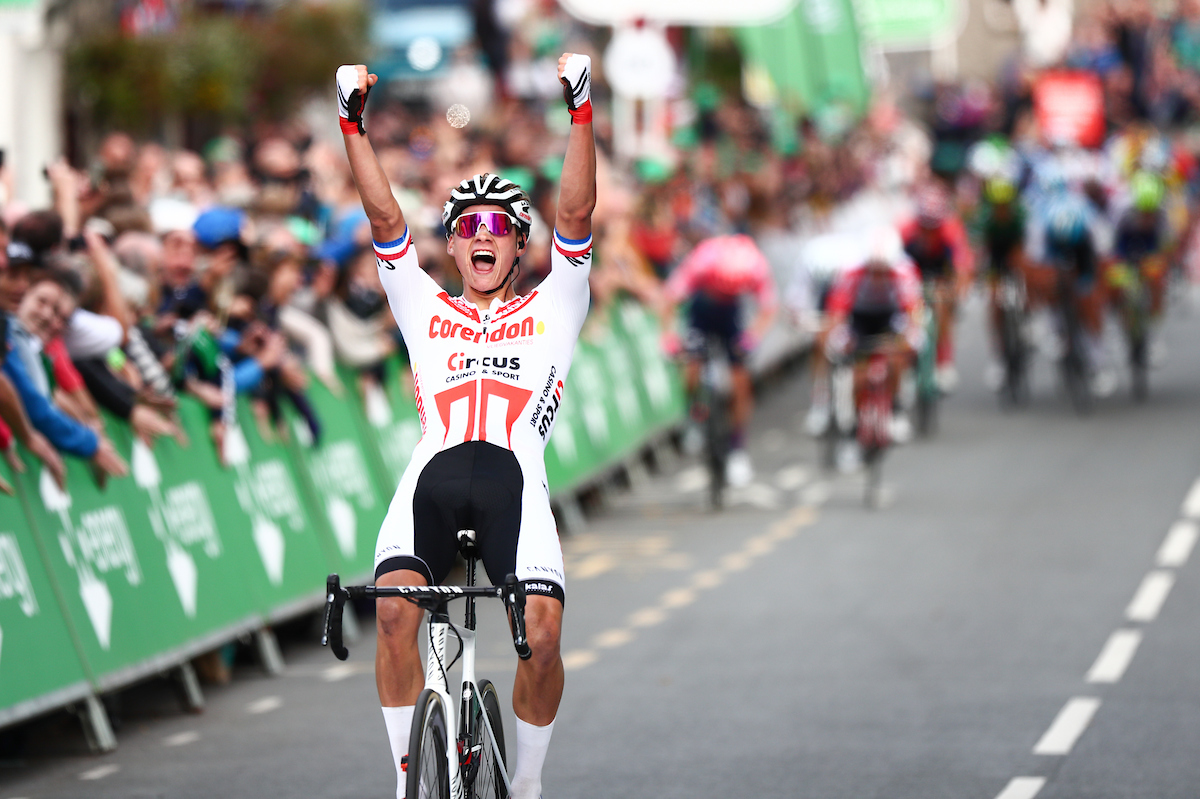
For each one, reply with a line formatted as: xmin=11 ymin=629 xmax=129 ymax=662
xmin=466 ymin=680 xmax=506 ymax=799
xmin=999 ymin=305 xmax=1028 ymax=407
xmin=408 ymin=689 xmax=450 ymax=799
xmin=704 ymin=395 xmax=730 ymax=510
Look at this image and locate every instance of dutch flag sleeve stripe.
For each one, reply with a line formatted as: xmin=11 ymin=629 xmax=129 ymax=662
xmin=553 ymin=229 xmax=592 ymax=255
xmin=374 ymin=227 xmax=412 ymax=261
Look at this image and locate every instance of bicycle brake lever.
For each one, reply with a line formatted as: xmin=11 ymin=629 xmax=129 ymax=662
xmin=323 ymin=574 xmax=350 ymax=661
xmin=503 ymin=574 xmax=532 ymax=660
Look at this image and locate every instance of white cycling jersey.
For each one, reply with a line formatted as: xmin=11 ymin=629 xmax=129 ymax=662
xmin=372 ymin=225 xmax=592 ymax=597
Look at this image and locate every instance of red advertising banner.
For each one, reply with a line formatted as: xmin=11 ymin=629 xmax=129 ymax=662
xmin=1034 ymin=71 xmax=1106 ymax=149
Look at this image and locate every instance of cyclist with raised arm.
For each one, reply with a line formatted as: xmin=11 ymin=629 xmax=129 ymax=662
xmin=337 ymin=54 xmax=595 ymax=799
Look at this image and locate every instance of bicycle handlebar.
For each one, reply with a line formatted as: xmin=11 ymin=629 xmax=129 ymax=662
xmin=322 ymin=574 xmax=532 ymax=662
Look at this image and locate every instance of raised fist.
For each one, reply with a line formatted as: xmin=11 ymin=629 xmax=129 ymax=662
xmin=558 ymin=53 xmax=592 ymax=124
xmin=337 ymin=65 xmax=377 ymax=135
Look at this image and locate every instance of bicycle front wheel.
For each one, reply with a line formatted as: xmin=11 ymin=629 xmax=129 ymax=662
xmin=408 ymin=689 xmax=451 ymax=799
xmin=466 ymin=679 xmax=507 ymax=799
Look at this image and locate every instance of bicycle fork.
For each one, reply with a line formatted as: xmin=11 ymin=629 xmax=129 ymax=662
xmin=424 ymin=616 xmax=464 ymax=799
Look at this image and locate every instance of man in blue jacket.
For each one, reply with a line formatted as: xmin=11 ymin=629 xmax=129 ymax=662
xmin=1 ymin=238 xmax=126 ymax=480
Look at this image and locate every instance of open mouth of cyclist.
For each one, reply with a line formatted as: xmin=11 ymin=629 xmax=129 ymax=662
xmin=471 ymin=248 xmax=498 ymax=274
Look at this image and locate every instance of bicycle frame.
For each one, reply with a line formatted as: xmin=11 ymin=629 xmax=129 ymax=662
xmin=423 ymin=602 xmax=509 ymax=799
xmin=322 ymin=556 xmax=530 ymax=799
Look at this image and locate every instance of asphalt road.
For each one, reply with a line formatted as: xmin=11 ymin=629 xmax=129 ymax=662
xmin=4 ymin=292 xmax=1200 ymax=799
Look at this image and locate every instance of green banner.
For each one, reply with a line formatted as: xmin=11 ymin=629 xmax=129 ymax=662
xmin=856 ymin=0 xmax=959 ymax=47
xmin=0 ymin=457 xmax=93 ymax=726
xmin=737 ymin=0 xmax=871 ymax=120
xmin=286 ymin=379 xmax=390 ymax=582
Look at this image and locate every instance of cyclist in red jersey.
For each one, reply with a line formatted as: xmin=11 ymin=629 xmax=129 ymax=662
xmin=338 ymin=54 xmax=595 ymax=799
xmin=899 ymin=183 xmax=973 ymax=392
xmin=824 ymin=232 xmax=925 ymax=435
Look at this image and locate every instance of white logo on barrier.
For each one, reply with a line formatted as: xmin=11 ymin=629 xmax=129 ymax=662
xmin=602 ymin=335 xmax=643 ymax=427
xmin=364 ymin=382 xmax=393 ymax=427
xmin=133 ymin=440 xmax=222 ymax=618
xmin=0 ymin=532 xmax=41 ymax=670
xmin=366 ymin=388 xmax=421 ymax=480
xmin=573 ymin=359 xmax=610 ymax=446
xmin=224 ymin=424 xmax=305 ymax=586
xmin=550 ymin=413 xmax=578 ymax=464
xmin=41 ymin=469 xmax=140 ymax=650
xmin=620 ymin=303 xmax=672 ymax=411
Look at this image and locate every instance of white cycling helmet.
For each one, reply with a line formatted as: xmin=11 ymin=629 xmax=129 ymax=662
xmin=441 ymin=173 xmax=534 ymax=244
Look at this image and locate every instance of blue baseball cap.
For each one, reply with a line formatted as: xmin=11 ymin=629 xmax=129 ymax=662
xmin=193 ymin=207 xmax=245 ymax=250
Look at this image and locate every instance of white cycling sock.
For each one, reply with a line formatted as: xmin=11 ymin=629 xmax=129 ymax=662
xmin=510 ymin=717 xmax=555 ymax=799
xmin=382 ymin=705 xmax=415 ymax=799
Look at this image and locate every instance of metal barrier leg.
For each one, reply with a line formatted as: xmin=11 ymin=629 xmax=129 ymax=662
xmin=555 ymin=495 xmax=587 ymax=535
xmin=176 ymin=662 xmax=205 ymax=713
xmin=80 ymin=695 xmax=117 ymax=752
xmin=255 ymin=627 xmax=285 ymax=676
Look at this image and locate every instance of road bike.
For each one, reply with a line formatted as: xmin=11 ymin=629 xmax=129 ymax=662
xmin=914 ymin=282 xmax=941 ymax=437
xmin=323 ymin=530 xmax=531 ymax=799
xmin=817 ymin=357 xmax=855 ymax=473
xmin=1053 ymin=266 xmax=1092 ymax=415
xmin=1109 ymin=257 xmax=1158 ymax=402
xmin=994 ymin=270 xmax=1030 ymax=407
xmin=692 ymin=334 xmax=734 ymax=509
xmin=853 ymin=336 xmax=895 ymax=508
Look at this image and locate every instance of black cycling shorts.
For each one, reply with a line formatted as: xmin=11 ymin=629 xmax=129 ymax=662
xmin=684 ymin=292 xmax=745 ymax=365
xmin=374 ymin=441 xmax=563 ymax=604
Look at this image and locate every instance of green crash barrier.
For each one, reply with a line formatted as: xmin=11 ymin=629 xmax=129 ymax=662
xmin=609 ymin=300 xmax=688 ymax=435
xmin=224 ymin=396 xmax=342 ymax=621
xmin=14 ymin=407 xmax=264 ymax=692
xmin=2 ymin=300 xmax=688 ymax=735
xmin=285 ymin=377 xmax=391 ymax=582
xmin=0 ymin=457 xmax=93 ymax=728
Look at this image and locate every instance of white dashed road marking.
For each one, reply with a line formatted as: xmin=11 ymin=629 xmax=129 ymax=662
xmin=774 ymin=464 xmax=809 ymax=491
xmin=1086 ymin=629 xmax=1142 ymax=684
xmin=164 ymin=730 xmax=201 ymax=747
xmin=1180 ymin=477 xmax=1200 ymax=518
xmin=1033 ymin=697 xmax=1101 ymax=755
xmin=1157 ymin=520 xmax=1198 ymax=568
xmin=994 ymin=776 xmax=1046 ymax=799
xmin=247 ymin=696 xmax=283 ymax=715
xmin=80 ymin=764 xmax=120 ymax=780
xmin=1126 ymin=570 xmax=1175 ymax=622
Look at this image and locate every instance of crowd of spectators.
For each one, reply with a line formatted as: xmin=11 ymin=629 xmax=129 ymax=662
xmin=0 ymin=8 xmax=918 ymax=493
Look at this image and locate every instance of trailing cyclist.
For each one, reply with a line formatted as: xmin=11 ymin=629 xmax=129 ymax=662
xmin=976 ymin=176 xmax=1030 ymax=391
xmin=1030 ymin=190 xmax=1117 ymax=398
xmin=661 ymin=233 xmax=777 ymax=488
xmin=784 ymin=231 xmax=864 ymax=438
xmin=1109 ymin=170 xmax=1172 ymax=367
xmin=823 ymin=230 xmax=924 ymax=466
xmin=337 ymin=53 xmax=595 ymax=799
xmin=899 ymin=182 xmax=973 ymax=393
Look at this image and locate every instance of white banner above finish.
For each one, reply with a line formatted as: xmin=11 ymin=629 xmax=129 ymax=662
xmin=558 ymin=0 xmax=797 ymax=25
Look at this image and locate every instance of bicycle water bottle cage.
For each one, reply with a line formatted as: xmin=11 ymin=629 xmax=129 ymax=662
xmin=457 ymin=529 xmax=479 ymax=558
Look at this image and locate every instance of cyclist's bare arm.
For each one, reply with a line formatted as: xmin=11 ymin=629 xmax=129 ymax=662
xmin=554 ymin=53 xmax=596 ymax=242
xmin=339 ymin=65 xmax=406 ymax=245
